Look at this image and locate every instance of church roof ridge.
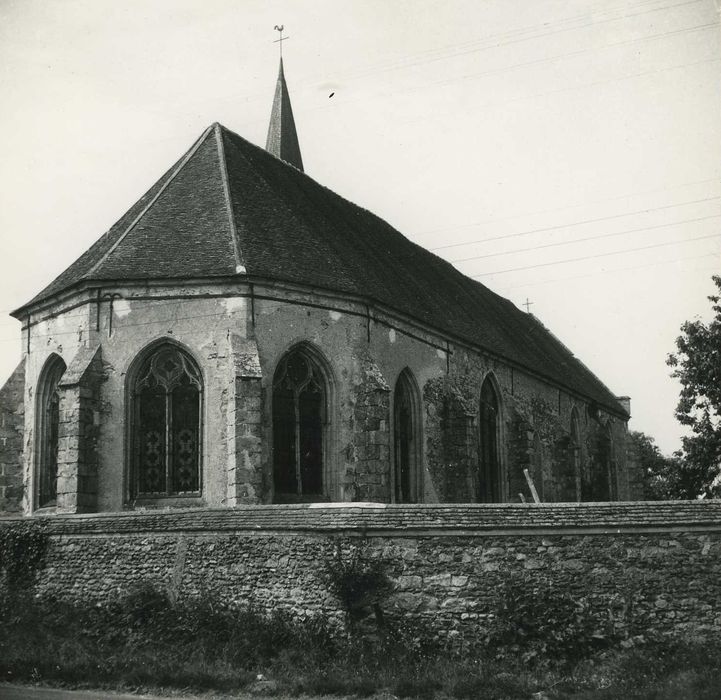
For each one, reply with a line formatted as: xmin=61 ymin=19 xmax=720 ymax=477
xmin=213 ymin=123 xmax=245 ymax=274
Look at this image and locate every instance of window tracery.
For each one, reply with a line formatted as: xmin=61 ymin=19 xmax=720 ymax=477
xmin=132 ymin=344 xmax=202 ymax=498
xmin=272 ymin=349 xmax=326 ymax=501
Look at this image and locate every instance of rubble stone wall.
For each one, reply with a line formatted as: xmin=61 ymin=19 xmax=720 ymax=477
xmin=3 ymin=502 xmax=719 ymax=645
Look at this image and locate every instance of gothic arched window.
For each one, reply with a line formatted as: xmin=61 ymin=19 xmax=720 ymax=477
xmin=604 ymin=424 xmax=618 ymax=501
xmin=36 ymin=355 xmax=66 ymax=509
xmin=531 ymin=432 xmax=544 ymax=502
xmin=588 ymin=422 xmax=616 ymax=501
xmin=272 ymin=348 xmax=327 ymax=502
xmin=131 ymin=344 xmax=202 ymax=498
xmin=570 ymin=410 xmax=582 ymax=501
xmin=393 ymin=369 xmax=420 ymax=503
xmin=478 ymin=377 xmax=502 ymax=502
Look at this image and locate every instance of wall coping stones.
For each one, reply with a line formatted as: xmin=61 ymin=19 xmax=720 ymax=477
xmin=1 ymin=501 xmax=720 ymax=536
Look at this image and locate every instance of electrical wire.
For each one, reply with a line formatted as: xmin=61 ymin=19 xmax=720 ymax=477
xmin=434 ymin=196 xmax=721 ymax=251
xmin=472 ymin=233 xmax=721 ymax=277
xmin=416 ymin=174 xmax=721 ymax=238
xmin=449 ymin=213 xmax=721 ymax=264
xmin=498 ymin=251 xmax=720 ymax=292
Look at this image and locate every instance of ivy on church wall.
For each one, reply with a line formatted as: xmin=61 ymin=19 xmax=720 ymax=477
xmin=0 ymin=519 xmax=48 ymax=591
xmin=419 ymin=343 xmax=638 ymax=504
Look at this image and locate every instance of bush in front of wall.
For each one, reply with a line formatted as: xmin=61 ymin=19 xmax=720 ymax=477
xmin=0 ymin=520 xmax=49 ymax=591
xmin=323 ymin=539 xmax=392 ymax=629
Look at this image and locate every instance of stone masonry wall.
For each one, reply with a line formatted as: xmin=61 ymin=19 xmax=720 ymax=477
xmin=11 ymin=281 xmax=636 ymax=513
xmin=344 ymin=352 xmax=391 ymax=502
xmin=0 ymin=361 xmax=25 ymax=513
xmin=3 ymin=501 xmax=720 ymax=647
xmin=56 ymin=346 xmax=104 ymax=514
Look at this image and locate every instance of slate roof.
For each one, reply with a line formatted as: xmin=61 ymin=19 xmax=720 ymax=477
xmin=15 ymin=122 xmax=627 ymax=416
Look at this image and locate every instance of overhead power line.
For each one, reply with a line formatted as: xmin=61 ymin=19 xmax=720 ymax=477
xmin=473 ymin=232 xmax=721 ymax=277
xmin=433 ymin=195 xmax=721 ymax=251
xmin=449 ymin=213 xmax=721 ymax=264
xmin=418 ymin=174 xmax=721 ymax=238
xmin=498 ymin=251 xmax=720 ymax=292
xmin=397 ymin=21 xmax=716 ymax=99
xmin=307 ymin=0 xmax=704 ymax=87
xmin=210 ymin=0 xmax=699 ymax=107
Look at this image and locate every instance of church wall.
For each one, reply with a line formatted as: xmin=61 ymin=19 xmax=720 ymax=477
xmin=249 ymin=291 xmax=634 ymax=505
xmin=8 ymin=282 xmax=637 ymax=513
xmin=21 ymin=304 xmax=94 ymax=512
xmin=252 ymin=295 xmax=448 ymax=503
xmin=0 ymin=360 xmax=25 ymax=513
xmin=3 ymin=502 xmax=720 ymax=648
xmin=91 ymin=295 xmax=249 ymax=511
xmin=19 ymin=294 xmax=249 ymax=512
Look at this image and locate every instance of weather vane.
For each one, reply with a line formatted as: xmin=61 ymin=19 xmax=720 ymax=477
xmin=273 ymin=25 xmax=289 ymax=58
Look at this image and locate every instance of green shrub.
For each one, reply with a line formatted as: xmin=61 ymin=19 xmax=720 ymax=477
xmin=0 ymin=520 xmax=49 ymax=590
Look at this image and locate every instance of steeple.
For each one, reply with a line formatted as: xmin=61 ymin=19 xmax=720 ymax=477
xmin=265 ymin=58 xmax=304 ymax=171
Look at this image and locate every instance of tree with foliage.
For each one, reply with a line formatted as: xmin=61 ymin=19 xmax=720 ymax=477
xmin=666 ymin=275 xmax=721 ymax=498
xmin=628 ymin=431 xmax=687 ymax=500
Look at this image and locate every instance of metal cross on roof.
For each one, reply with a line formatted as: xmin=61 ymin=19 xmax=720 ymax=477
xmin=273 ymin=25 xmax=289 ymax=57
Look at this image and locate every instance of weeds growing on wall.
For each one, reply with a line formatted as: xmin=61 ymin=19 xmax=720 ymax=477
xmin=0 ymin=520 xmax=48 ymax=590
xmin=323 ymin=540 xmax=392 ymax=628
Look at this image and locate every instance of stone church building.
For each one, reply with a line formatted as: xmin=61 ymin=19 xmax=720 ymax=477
xmin=0 ymin=60 xmax=640 ymax=515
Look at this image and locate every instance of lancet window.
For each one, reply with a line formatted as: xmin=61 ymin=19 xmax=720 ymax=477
xmin=393 ymin=370 xmax=420 ymax=503
xmin=478 ymin=377 xmax=502 ymax=502
xmin=604 ymin=425 xmax=618 ymax=501
xmin=531 ymin=432 xmax=544 ymax=501
xmin=570 ymin=411 xmax=582 ymax=501
xmin=272 ymin=348 xmax=326 ymax=501
xmin=36 ymin=355 xmax=66 ymax=509
xmin=131 ymin=344 xmax=202 ymax=498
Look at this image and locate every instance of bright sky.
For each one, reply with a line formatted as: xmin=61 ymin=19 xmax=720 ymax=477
xmin=1 ymin=0 xmax=719 ymax=455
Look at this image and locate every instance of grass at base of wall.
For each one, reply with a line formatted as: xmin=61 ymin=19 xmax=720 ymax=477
xmin=1 ymin=586 xmax=720 ymax=700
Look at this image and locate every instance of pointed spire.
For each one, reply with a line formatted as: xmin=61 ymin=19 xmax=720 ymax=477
xmin=266 ymin=58 xmax=304 ymax=172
